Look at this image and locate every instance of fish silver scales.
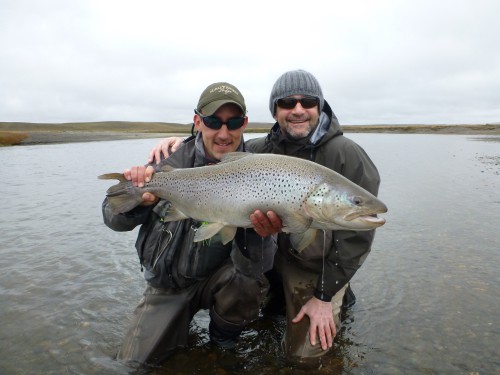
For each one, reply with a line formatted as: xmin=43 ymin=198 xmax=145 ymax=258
xmin=99 ymin=152 xmax=387 ymax=251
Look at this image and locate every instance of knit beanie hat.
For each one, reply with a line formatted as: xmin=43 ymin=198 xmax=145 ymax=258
xmin=269 ymin=69 xmax=324 ymax=115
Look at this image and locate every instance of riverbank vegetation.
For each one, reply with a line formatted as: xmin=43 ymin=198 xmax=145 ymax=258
xmin=1 ymin=121 xmax=499 ymax=146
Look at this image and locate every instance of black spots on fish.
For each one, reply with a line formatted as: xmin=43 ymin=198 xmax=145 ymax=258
xmin=309 ymin=185 xmax=329 ymax=207
xmin=247 ymin=167 xmax=306 ymax=206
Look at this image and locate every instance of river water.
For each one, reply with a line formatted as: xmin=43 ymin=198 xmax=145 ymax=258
xmin=0 ymin=134 xmax=498 ymax=374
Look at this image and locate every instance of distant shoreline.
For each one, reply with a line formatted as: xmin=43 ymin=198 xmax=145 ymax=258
xmin=1 ymin=121 xmax=499 ymax=146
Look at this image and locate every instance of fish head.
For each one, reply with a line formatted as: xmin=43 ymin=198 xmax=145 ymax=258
xmin=304 ymin=183 xmax=388 ymax=231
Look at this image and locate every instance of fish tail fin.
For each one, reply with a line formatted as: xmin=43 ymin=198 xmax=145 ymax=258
xmin=98 ymin=173 xmax=143 ymax=214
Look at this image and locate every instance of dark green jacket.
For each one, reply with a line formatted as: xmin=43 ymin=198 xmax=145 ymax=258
xmin=245 ymin=100 xmax=381 ymax=301
xmin=102 ymin=135 xmax=276 ymax=289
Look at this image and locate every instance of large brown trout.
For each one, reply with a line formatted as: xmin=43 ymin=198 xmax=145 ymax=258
xmin=99 ymin=152 xmax=387 ymax=250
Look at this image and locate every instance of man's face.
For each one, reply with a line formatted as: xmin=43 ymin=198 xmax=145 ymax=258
xmin=194 ymin=103 xmax=248 ymax=160
xmin=274 ymin=95 xmax=320 ymax=140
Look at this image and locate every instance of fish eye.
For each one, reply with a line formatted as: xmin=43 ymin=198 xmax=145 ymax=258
xmin=353 ymin=196 xmax=363 ymax=205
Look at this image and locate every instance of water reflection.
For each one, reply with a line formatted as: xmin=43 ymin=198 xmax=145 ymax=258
xmin=0 ymin=134 xmax=498 ymax=374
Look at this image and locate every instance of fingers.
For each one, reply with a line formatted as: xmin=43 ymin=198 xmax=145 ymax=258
xmin=266 ymin=210 xmax=283 ymax=230
xmin=250 ymin=210 xmax=283 ymax=237
xmin=172 ymin=138 xmax=183 ymax=152
xmin=123 ymin=166 xmax=155 ymax=187
xmin=309 ymin=323 xmax=334 ymax=350
xmin=148 ymin=138 xmax=185 ymax=164
xmin=145 ymin=165 xmax=155 ymax=181
xmin=148 ymin=140 xmax=170 ymax=165
xmin=292 ymin=309 xmax=304 ymax=324
xmin=141 ymin=192 xmax=158 ymax=206
xmin=293 ymin=297 xmax=336 ymax=351
xmin=147 ymin=149 xmax=155 ymax=164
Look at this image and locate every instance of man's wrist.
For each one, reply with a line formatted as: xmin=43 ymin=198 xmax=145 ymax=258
xmin=313 ymin=289 xmax=332 ymax=302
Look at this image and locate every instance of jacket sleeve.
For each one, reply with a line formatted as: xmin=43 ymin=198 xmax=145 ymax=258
xmin=317 ymin=142 xmax=381 ymax=301
xmin=232 ymin=228 xmax=277 ymax=278
xmin=102 ymin=197 xmax=155 ymax=232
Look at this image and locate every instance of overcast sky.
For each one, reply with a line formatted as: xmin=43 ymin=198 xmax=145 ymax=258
xmin=1 ymin=0 xmax=499 ymax=125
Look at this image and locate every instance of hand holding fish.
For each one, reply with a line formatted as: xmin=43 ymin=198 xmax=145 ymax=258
xmin=250 ymin=210 xmax=283 ymax=237
xmin=119 ymin=161 xmax=285 ymax=238
xmin=124 ymin=165 xmax=158 ymax=206
xmin=292 ymin=297 xmax=336 ymax=350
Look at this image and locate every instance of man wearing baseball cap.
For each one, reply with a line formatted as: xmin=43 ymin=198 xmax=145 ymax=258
xmin=149 ymin=70 xmax=382 ymax=363
xmin=102 ymin=82 xmax=277 ymax=364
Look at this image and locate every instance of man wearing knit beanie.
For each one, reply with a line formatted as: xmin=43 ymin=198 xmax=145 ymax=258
xmin=147 ymin=69 xmax=383 ymax=363
xmin=246 ymin=69 xmax=382 ymax=362
xmin=269 ymin=69 xmax=325 ymax=116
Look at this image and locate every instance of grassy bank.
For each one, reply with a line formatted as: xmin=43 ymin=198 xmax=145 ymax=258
xmin=1 ymin=121 xmax=499 ymax=146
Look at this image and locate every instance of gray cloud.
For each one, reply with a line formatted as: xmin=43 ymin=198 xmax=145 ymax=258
xmin=1 ymin=0 xmax=499 ymax=125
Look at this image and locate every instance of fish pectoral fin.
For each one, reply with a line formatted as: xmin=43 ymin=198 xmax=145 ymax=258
xmin=193 ymin=223 xmax=225 ymax=242
xmin=164 ymin=206 xmax=190 ymax=221
xmin=219 ymin=152 xmax=252 ymax=164
xmin=281 ymin=213 xmax=312 ymax=234
xmin=290 ymin=229 xmax=318 ymax=252
xmin=219 ymin=226 xmax=237 ymax=245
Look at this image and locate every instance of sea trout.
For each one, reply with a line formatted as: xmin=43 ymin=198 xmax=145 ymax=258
xmin=99 ymin=152 xmax=387 ymax=251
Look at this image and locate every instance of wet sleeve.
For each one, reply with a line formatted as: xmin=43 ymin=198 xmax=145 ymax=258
xmin=316 ymin=144 xmax=381 ymax=300
xmin=102 ymin=197 xmax=154 ymax=231
xmin=232 ymin=228 xmax=277 ymax=278
xmin=317 ymin=229 xmax=376 ymax=301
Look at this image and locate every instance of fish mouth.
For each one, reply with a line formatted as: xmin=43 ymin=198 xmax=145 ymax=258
xmin=355 ymin=215 xmax=386 ymax=226
xmin=343 ymin=209 xmax=387 ymax=228
xmin=344 ymin=202 xmax=388 ymax=222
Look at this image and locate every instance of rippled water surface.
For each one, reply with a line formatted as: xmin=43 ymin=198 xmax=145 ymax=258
xmin=0 ymin=134 xmax=498 ymax=374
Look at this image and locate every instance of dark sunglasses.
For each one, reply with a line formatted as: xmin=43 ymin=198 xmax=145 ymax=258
xmin=194 ymin=109 xmax=246 ymax=130
xmin=276 ymin=96 xmax=319 ymax=110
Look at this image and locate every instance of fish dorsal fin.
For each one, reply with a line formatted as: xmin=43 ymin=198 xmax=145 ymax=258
xmin=193 ymin=223 xmax=225 ymax=242
xmin=159 ymin=164 xmax=175 ymax=173
xmin=290 ymin=229 xmax=318 ymax=252
xmin=219 ymin=152 xmax=252 ymax=164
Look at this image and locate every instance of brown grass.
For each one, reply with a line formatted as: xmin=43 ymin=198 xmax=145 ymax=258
xmin=0 ymin=131 xmax=29 ymax=145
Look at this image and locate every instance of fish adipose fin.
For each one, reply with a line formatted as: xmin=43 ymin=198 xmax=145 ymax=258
xmin=98 ymin=173 xmax=143 ymax=214
xmin=290 ymin=229 xmax=318 ymax=252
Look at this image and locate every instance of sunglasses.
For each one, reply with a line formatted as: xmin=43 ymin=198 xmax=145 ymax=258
xmin=276 ymin=96 xmax=319 ymax=110
xmin=194 ymin=109 xmax=246 ymax=130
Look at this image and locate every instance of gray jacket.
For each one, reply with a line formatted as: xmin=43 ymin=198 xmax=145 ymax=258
xmin=245 ymin=100 xmax=381 ymax=301
xmin=102 ymin=134 xmax=277 ymax=289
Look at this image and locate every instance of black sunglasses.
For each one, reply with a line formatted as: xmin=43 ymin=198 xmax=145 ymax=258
xmin=276 ymin=96 xmax=319 ymax=110
xmin=194 ymin=109 xmax=246 ymax=130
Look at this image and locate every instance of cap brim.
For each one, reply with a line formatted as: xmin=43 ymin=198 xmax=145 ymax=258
xmin=200 ymin=100 xmax=245 ymax=116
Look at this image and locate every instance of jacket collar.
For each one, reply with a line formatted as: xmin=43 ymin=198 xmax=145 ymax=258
xmin=194 ymin=132 xmax=245 ymax=166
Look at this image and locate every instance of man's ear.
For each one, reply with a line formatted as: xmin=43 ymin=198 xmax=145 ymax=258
xmin=193 ymin=114 xmax=202 ymax=131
